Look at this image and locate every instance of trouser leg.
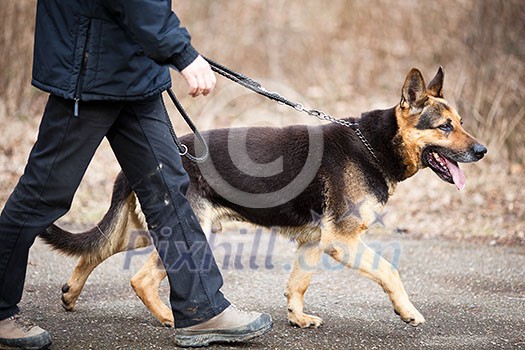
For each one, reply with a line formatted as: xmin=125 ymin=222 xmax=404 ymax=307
xmin=0 ymin=96 xmax=121 ymax=319
xmin=106 ymin=95 xmax=229 ymax=328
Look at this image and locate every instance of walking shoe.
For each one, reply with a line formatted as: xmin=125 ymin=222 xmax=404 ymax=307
xmin=174 ymin=305 xmax=272 ymax=347
xmin=0 ymin=314 xmax=52 ymax=350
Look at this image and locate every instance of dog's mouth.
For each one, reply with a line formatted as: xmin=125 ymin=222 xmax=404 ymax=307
xmin=423 ymin=149 xmax=466 ymax=190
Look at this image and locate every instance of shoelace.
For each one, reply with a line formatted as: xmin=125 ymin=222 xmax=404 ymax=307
xmin=10 ymin=315 xmax=36 ymax=332
xmin=227 ymin=305 xmax=259 ymax=322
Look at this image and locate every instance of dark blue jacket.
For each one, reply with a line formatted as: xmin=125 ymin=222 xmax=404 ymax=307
xmin=32 ymin=0 xmax=199 ymax=102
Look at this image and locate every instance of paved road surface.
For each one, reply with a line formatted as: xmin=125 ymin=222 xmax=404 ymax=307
xmin=21 ymin=230 xmax=524 ymax=349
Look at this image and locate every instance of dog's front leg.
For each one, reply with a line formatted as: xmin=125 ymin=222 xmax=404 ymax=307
xmin=322 ymin=227 xmax=425 ymax=326
xmin=285 ymin=241 xmax=323 ymax=328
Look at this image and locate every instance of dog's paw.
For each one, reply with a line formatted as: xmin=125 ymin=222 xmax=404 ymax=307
xmin=288 ymin=312 xmax=323 ymax=328
xmin=152 ymin=304 xmax=175 ymax=328
xmin=61 ymin=283 xmax=77 ymax=311
xmin=161 ymin=319 xmax=174 ymax=328
xmin=395 ymin=307 xmax=425 ymax=327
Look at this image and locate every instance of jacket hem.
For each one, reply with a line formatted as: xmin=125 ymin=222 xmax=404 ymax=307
xmin=32 ymin=79 xmax=172 ymax=102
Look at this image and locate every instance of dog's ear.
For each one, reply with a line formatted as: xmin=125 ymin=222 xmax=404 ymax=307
xmin=427 ymin=66 xmax=444 ymax=98
xmin=401 ymin=68 xmax=427 ymax=109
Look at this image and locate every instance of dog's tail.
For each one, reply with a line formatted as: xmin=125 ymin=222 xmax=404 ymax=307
xmin=39 ymin=172 xmax=136 ymax=257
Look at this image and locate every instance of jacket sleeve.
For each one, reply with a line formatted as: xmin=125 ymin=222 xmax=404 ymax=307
xmin=103 ymin=0 xmax=199 ymax=71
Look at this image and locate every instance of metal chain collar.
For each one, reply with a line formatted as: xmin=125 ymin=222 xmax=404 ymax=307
xmin=292 ymin=104 xmax=379 ymax=163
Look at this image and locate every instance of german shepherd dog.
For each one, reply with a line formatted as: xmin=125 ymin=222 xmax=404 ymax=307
xmin=41 ymin=67 xmax=486 ymax=329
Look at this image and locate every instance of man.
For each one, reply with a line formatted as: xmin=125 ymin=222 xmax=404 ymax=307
xmin=0 ymin=1 xmax=272 ymax=349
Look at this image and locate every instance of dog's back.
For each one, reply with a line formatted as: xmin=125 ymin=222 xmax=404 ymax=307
xmin=178 ymin=121 xmax=390 ymax=231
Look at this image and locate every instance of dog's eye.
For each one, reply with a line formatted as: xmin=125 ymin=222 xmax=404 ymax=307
xmin=438 ymin=120 xmax=453 ymax=132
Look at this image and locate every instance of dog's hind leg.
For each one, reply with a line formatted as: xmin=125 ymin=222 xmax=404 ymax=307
xmin=61 ymin=229 xmax=150 ymax=311
xmin=130 ymin=251 xmax=174 ymax=327
xmin=61 ymin=255 xmax=102 ymax=311
xmin=60 ymin=194 xmax=151 ymax=312
xmin=127 ymin=197 xmax=217 ymax=327
xmin=321 ymin=226 xmax=425 ymax=326
xmin=285 ymin=241 xmax=323 ymax=328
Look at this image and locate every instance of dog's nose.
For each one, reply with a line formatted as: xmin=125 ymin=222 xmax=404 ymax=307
xmin=473 ymin=143 xmax=487 ymax=160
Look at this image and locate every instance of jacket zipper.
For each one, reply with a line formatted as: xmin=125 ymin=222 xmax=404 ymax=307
xmin=73 ymin=21 xmax=91 ymax=117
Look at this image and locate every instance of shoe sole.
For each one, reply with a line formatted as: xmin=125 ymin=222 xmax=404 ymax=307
xmin=0 ymin=331 xmax=52 ymax=350
xmin=174 ymin=320 xmax=272 ymax=348
xmin=0 ymin=345 xmax=50 ymax=350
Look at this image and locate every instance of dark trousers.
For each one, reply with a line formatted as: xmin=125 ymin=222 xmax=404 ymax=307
xmin=0 ymin=95 xmax=229 ymax=327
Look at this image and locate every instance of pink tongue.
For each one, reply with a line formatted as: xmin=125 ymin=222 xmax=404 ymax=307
xmin=444 ymin=158 xmax=466 ymax=190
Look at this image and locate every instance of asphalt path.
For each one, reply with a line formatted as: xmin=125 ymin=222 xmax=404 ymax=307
xmin=21 ymin=229 xmax=524 ymax=349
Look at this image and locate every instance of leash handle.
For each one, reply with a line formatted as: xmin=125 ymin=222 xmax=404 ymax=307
xmin=165 ymin=88 xmax=209 ymax=163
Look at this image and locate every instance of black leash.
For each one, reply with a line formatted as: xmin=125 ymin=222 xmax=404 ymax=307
xmin=165 ymin=57 xmax=379 ymax=164
xmin=204 ymin=57 xmax=299 ymax=110
xmin=203 ymin=57 xmax=379 ymax=163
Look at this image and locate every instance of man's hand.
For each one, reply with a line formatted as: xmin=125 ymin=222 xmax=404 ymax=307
xmin=180 ymin=55 xmax=216 ymax=97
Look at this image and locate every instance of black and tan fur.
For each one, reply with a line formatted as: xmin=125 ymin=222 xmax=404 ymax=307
xmin=41 ymin=68 xmax=486 ymax=329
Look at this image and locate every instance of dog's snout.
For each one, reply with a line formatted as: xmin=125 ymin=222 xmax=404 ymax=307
xmin=473 ymin=143 xmax=487 ymax=160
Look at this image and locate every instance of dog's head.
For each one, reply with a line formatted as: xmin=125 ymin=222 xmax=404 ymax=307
xmin=396 ymin=67 xmax=487 ymax=190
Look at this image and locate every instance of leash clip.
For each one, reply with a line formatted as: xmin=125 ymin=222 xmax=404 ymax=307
xmin=178 ymin=144 xmax=188 ymax=156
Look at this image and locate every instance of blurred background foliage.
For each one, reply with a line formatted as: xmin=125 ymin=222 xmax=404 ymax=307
xmin=180 ymin=0 xmax=525 ymax=164
xmin=0 ymin=0 xmax=524 ymax=242
xmin=1 ymin=0 xmax=524 ymax=163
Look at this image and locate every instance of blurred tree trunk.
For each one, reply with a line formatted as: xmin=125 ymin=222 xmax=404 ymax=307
xmin=0 ymin=0 xmax=37 ymax=117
